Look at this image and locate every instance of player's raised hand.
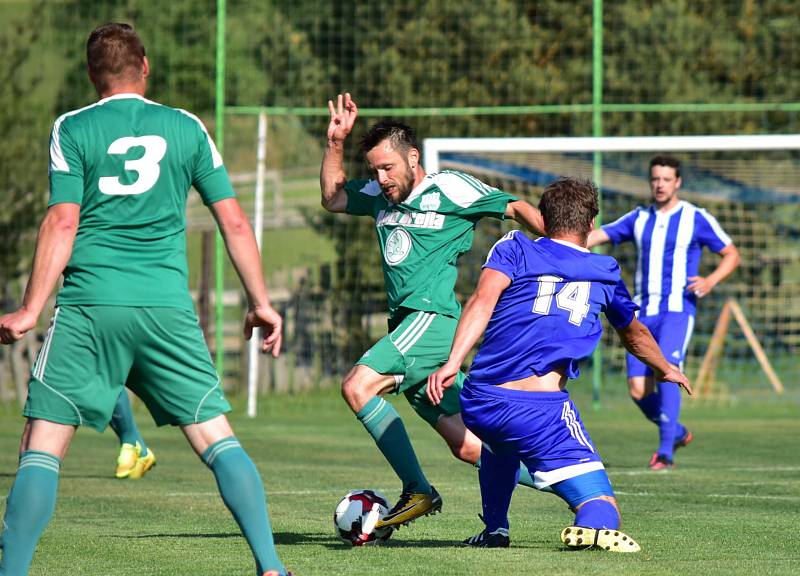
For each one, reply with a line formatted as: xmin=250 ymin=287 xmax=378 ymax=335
xmin=0 ymin=308 xmax=38 ymax=345
xmin=660 ymin=365 xmax=693 ymax=396
xmin=244 ymin=304 xmax=283 ymax=357
xmin=686 ymin=275 xmax=715 ymax=298
xmin=427 ymin=360 xmax=460 ymax=405
xmin=327 ymin=93 xmax=358 ymax=143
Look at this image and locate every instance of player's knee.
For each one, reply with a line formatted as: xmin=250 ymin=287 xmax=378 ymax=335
xmin=458 ymin=442 xmax=481 ymax=465
xmin=341 ymin=376 xmax=368 ymax=411
xmin=628 ymin=378 xmax=647 ymax=401
xmin=448 ymin=434 xmax=481 ymax=464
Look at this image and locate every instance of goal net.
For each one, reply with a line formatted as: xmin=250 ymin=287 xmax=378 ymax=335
xmin=424 ymin=136 xmax=800 ymax=403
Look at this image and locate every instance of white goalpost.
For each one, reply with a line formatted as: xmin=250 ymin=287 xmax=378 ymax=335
xmin=423 ymin=134 xmax=800 ymax=400
xmin=247 ymin=111 xmax=268 ymax=417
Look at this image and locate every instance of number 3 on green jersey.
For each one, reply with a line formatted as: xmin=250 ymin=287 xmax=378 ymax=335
xmin=99 ymin=135 xmax=167 ymax=196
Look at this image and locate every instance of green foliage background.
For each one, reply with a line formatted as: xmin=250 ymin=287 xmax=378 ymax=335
xmin=1 ymin=0 xmax=799 ymax=389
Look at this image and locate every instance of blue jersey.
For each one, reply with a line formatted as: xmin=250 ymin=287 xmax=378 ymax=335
xmin=467 ymin=233 xmax=638 ymax=385
xmin=602 ymin=200 xmax=731 ymax=317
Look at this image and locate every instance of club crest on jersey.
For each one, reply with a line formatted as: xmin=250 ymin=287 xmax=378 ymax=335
xmin=419 ymin=192 xmax=441 ymax=211
xmin=384 ymin=228 xmax=412 ymax=266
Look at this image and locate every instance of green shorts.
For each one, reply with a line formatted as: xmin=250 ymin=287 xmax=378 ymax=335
xmin=24 ymin=305 xmax=230 ymax=431
xmin=356 ymin=309 xmax=465 ymax=426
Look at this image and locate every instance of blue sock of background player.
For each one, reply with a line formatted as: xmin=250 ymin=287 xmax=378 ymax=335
xmin=634 ymin=385 xmax=688 ymax=459
xmin=109 ymin=389 xmax=149 ymax=457
xmin=656 ymin=381 xmax=683 ymax=460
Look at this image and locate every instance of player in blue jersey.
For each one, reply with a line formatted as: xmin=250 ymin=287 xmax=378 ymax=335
xmin=0 ymin=24 xmax=290 ymax=576
xmin=588 ymin=156 xmax=739 ymax=470
xmin=428 ymin=177 xmax=692 ymax=551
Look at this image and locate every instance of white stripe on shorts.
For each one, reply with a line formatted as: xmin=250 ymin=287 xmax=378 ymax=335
xmin=33 ymin=307 xmax=61 ymax=381
xmin=532 ymin=461 xmax=606 ymax=490
xmin=561 ymin=401 xmax=594 ymax=452
xmin=392 ymin=312 xmax=436 ymax=355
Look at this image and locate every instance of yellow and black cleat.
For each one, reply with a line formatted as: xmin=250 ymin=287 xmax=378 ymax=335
xmin=560 ymin=526 xmax=641 ymax=553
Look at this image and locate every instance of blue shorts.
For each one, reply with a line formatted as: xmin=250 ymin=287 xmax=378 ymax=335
xmin=461 ymin=382 xmax=611 ymax=503
xmin=627 ymin=312 xmax=695 ymax=378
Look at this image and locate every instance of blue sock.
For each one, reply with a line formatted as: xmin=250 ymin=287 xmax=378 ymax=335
xmin=357 ymin=397 xmax=431 ymax=494
xmin=633 ymin=391 xmax=661 ymax=424
xmin=109 ymin=390 xmax=148 ymax=457
xmin=574 ymin=499 xmax=620 ymax=530
xmin=478 ymin=446 xmax=519 ymax=532
xmin=657 ymin=382 xmax=682 ymax=459
xmin=0 ymin=451 xmax=61 ymax=575
xmin=475 ymin=446 xmax=536 ymax=489
xmin=202 ymin=437 xmax=284 ymax=576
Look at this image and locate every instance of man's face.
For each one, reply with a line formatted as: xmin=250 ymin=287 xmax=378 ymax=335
xmin=650 ymin=164 xmax=681 ymax=206
xmin=366 ymin=141 xmax=416 ymax=204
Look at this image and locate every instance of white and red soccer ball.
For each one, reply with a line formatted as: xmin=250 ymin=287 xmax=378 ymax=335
xmin=334 ymin=489 xmax=393 ymax=546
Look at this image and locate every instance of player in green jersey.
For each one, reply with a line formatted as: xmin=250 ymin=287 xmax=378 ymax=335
xmin=321 ymin=93 xmax=546 ymax=529
xmin=0 ymin=24 xmax=289 ymax=576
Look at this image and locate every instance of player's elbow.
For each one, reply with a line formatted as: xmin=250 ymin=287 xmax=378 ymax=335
xmin=726 ymin=245 xmax=741 ymax=269
xmin=320 ymin=194 xmax=336 ymax=212
xmin=43 ymin=207 xmax=79 ymax=236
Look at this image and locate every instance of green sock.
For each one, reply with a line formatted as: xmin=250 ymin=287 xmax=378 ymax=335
xmin=475 ymin=447 xmax=537 ymax=489
xmin=202 ymin=437 xmax=284 ymax=576
xmin=0 ymin=450 xmax=61 ymax=576
xmin=109 ymin=390 xmax=148 ymax=457
xmin=357 ymin=397 xmax=431 ymax=493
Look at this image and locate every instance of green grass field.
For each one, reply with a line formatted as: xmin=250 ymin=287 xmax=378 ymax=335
xmin=1 ymin=388 xmax=798 ymax=576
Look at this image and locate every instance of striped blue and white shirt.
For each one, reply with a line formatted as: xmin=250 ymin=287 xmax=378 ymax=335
xmin=602 ymin=200 xmax=732 ymax=317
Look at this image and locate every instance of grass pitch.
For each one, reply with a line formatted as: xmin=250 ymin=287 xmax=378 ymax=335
xmin=0 ymin=387 xmax=798 ymax=576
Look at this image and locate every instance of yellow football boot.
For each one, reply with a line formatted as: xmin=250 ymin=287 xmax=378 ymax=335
xmin=128 ymin=448 xmax=156 ymax=479
xmin=115 ymin=442 xmax=141 ymax=478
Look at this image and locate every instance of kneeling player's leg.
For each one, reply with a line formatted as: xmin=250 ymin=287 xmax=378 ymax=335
xmin=1 ymin=419 xmax=75 ymax=575
xmin=478 ymin=445 xmax=519 ymax=533
xmin=552 ymin=472 xmax=640 ymax=553
xmin=182 ymin=415 xmax=285 ymax=576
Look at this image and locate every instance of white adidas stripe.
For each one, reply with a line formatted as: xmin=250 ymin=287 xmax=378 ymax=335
xmin=393 ymin=312 xmax=436 ymax=355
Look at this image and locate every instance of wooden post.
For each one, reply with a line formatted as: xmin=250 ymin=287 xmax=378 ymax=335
xmin=728 ymin=299 xmax=785 ymax=394
xmin=695 ymin=300 xmax=732 ymax=398
xmin=198 ymin=230 xmax=213 ymax=345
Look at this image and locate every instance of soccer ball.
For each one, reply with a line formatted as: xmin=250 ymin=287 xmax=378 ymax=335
xmin=333 ymin=489 xmax=393 ymax=546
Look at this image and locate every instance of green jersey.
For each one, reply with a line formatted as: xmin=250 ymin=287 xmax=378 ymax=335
xmin=48 ymin=93 xmax=234 ymax=309
xmin=345 ymin=170 xmax=516 ymax=319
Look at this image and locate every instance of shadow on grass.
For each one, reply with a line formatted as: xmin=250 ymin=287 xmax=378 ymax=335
xmin=116 ymin=532 xmax=243 ymax=539
xmin=273 ymin=531 xmax=480 ymax=549
xmin=112 ymin=530 xmax=540 ymax=549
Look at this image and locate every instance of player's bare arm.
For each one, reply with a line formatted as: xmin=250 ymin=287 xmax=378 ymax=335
xmin=615 ymin=318 xmax=692 ymax=395
xmin=687 ymin=242 xmax=740 ymax=298
xmin=504 ymin=200 xmax=545 ymax=236
xmin=0 ymin=203 xmax=79 ymax=344
xmin=209 ymin=197 xmax=283 ymax=356
xmin=320 ymin=92 xmax=358 ymax=213
xmin=427 ymin=268 xmax=511 ymax=405
xmin=587 ymin=228 xmax=610 ymax=249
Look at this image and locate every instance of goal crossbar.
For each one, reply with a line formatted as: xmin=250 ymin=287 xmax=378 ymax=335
xmin=424 ymin=135 xmax=800 ymax=173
